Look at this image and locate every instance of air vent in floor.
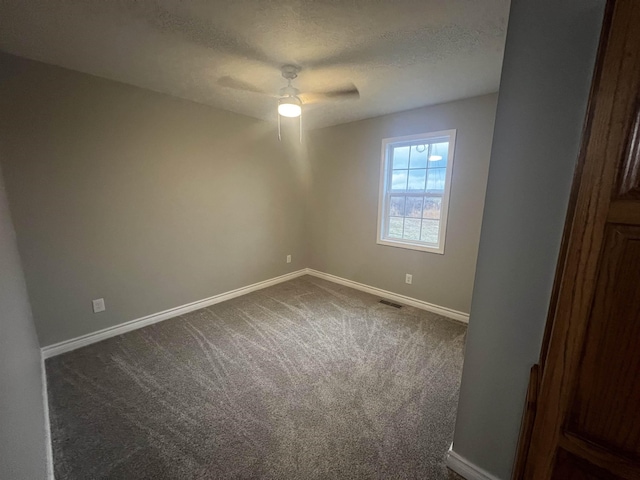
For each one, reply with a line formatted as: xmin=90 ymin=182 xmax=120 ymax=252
xmin=379 ymin=299 xmax=402 ymax=309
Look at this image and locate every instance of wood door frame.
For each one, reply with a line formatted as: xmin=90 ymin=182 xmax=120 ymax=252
xmin=512 ymin=0 xmax=635 ymax=477
xmin=534 ymin=0 xmax=616 ymax=385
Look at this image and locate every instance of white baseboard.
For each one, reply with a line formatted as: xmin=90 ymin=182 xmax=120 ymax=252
xmin=306 ymin=269 xmax=469 ymax=323
xmin=41 ymin=267 xmax=468 ymax=358
xmin=39 ymin=267 xmax=467 ymax=476
xmin=41 ymin=354 xmax=54 ymax=479
xmin=446 ymin=444 xmax=501 ymax=480
xmin=41 ymin=269 xmax=307 ymax=358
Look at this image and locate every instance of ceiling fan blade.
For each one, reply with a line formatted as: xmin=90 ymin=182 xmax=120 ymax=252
xmin=299 ymin=84 xmax=360 ymax=104
xmin=216 ymin=76 xmax=272 ymax=95
xmin=117 ymin=3 xmax=284 ymax=71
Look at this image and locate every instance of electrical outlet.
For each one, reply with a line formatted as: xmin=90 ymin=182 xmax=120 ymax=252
xmin=405 ymin=274 xmax=413 ymax=285
xmin=92 ymin=298 xmax=106 ymax=313
xmin=286 ymin=254 xmax=292 ymax=264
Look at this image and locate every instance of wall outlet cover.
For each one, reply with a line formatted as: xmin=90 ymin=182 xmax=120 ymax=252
xmin=405 ymin=274 xmax=413 ymax=284
xmin=92 ymin=298 xmax=106 ymax=313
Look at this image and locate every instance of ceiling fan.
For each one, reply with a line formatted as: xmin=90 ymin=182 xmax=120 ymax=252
xmin=217 ymin=64 xmax=360 ymax=118
xmin=217 ymin=65 xmax=359 ymax=141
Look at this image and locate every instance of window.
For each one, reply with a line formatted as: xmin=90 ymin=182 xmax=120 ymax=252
xmin=377 ymin=130 xmax=456 ymax=254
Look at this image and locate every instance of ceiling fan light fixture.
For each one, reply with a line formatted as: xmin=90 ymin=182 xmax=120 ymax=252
xmin=278 ymin=96 xmax=302 ymax=118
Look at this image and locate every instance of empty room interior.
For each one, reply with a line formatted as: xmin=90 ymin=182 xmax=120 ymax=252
xmin=0 ymin=1 xmax=613 ymax=479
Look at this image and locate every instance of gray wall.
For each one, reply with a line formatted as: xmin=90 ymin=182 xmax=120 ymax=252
xmin=307 ymin=94 xmax=498 ymax=314
xmin=0 ymin=54 xmax=307 ymax=347
xmin=451 ymin=0 xmax=606 ymax=478
xmin=0 ymin=161 xmax=48 ymax=478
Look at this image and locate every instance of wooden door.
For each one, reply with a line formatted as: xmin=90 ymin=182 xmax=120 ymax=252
xmin=520 ymin=0 xmax=640 ymax=478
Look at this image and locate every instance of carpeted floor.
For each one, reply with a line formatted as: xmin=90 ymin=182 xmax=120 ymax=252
xmin=46 ymin=275 xmax=467 ymax=479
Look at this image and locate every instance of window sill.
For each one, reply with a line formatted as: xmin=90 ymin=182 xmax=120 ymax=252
xmin=376 ymin=238 xmax=444 ymax=254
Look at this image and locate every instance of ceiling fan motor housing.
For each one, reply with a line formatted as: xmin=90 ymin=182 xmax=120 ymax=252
xmin=281 ymin=64 xmax=300 ymax=80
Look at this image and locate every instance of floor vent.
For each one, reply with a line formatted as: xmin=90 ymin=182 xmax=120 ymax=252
xmin=379 ymin=299 xmax=403 ymax=309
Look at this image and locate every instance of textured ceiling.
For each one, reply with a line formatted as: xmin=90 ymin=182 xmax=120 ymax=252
xmin=0 ymin=0 xmax=510 ymax=129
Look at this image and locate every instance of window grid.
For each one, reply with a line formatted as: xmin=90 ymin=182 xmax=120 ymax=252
xmin=384 ymin=193 xmax=443 ymax=244
xmin=377 ymin=130 xmax=455 ymax=254
xmin=386 ymin=141 xmax=445 ymax=245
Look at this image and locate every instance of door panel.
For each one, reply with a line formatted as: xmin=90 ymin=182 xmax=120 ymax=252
xmin=617 ymin=106 xmax=640 ymax=199
xmin=551 ymin=450 xmax=624 ymax=480
xmin=568 ymin=226 xmax=640 ymax=456
xmin=521 ymin=0 xmax=640 ymax=478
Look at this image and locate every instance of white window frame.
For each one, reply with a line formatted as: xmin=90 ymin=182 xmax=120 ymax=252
xmin=376 ymin=129 xmax=456 ymax=254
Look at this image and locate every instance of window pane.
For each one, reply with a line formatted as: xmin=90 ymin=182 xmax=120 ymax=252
xmin=389 ymin=196 xmax=405 ymax=216
xmin=403 ymin=218 xmax=421 ymax=241
xmin=421 ymin=219 xmax=439 ymax=244
xmin=381 ymin=133 xmax=453 ymax=251
xmin=388 ymin=217 xmax=404 ymax=238
xmin=428 ymin=142 xmax=449 ymax=168
xmin=392 ymin=146 xmax=410 ymax=169
xmin=391 ymin=170 xmax=408 ymax=190
xmin=405 ymin=197 xmax=423 ymax=217
xmin=408 ymin=169 xmax=426 ymax=190
xmin=409 ymin=144 xmax=428 ymax=169
xmin=426 ymin=168 xmax=446 ymax=192
xmin=422 ymin=197 xmax=442 ymax=219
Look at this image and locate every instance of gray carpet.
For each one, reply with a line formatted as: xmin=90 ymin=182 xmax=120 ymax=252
xmin=46 ymin=275 xmax=467 ymax=479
